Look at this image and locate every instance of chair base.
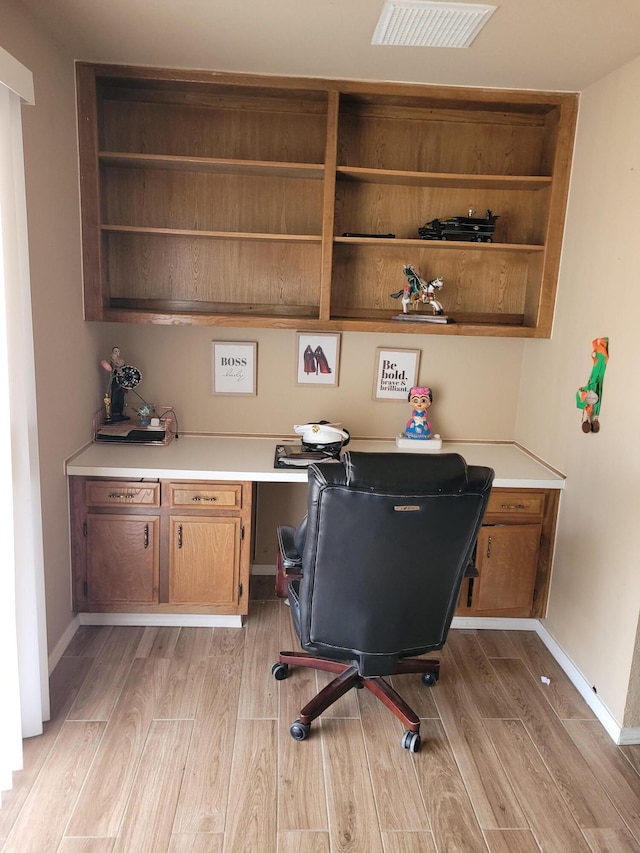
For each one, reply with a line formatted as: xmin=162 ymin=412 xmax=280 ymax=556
xmin=276 ymin=650 xmax=440 ymax=734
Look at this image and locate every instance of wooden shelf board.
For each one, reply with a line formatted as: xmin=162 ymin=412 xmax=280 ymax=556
xmin=337 ymin=166 xmax=551 ymax=191
xmin=97 ymin=301 xmax=530 ymax=336
xmin=327 ymin=315 xmax=533 ymax=337
xmin=102 ymin=225 xmax=322 ymax=244
xmin=333 ymin=236 xmax=544 ymax=252
xmin=332 ymin=308 xmax=524 ymax=325
xmin=99 ymin=151 xmax=325 ymax=179
xmin=96 ymin=309 xmax=321 ymax=329
xmin=108 ymin=298 xmax=320 ymax=318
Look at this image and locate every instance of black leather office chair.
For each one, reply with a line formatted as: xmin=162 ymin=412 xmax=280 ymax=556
xmin=272 ymin=451 xmax=494 ymax=752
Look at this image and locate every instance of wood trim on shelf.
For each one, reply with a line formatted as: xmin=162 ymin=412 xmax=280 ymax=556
xmin=319 ymin=89 xmax=340 ymax=323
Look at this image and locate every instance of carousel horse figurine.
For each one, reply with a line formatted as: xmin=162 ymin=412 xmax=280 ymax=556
xmin=418 ymin=275 xmax=444 ymax=315
xmin=391 ymin=265 xmax=444 ymax=315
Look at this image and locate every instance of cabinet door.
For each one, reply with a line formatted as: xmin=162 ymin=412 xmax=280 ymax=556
xmin=169 ymin=516 xmax=241 ymax=605
xmin=86 ymin=513 xmax=159 ymax=605
xmin=470 ymin=524 xmax=542 ymax=616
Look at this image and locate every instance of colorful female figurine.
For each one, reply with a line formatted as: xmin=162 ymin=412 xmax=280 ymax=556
xmin=404 ymin=386 xmax=433 ymax=440
xmin=576 ymin=337 xmax=609 ymax=433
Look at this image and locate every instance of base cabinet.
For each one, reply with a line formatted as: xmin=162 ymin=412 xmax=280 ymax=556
xmin=169 ymin=516 xmax=241 ymax=606
xmin=468 ymin=523 xmax=542 ymax=616
xmin=70 ymin=477 xmax=252 ymax=615
xmin=70 ymin=477 xmax=558 ymax=619
xmin=86 ymin=513 xmax=160 ymax=606
xmin=456 ymin=487 xmax=559 ymax=618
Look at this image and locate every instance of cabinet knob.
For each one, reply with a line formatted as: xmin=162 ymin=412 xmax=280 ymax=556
xmin=144 ymin=523 xmax=149 ymax=549
xmin=191 ymin=495 xmax=217 ymax=502
xmin=177 ymin=524 xmax=183 ymax=549
xmin=501 ymin=503 xmax=526 ymax=510
xmin=486 ymin=536 xmax=492 ymax=559
xmin=108 ymin=492 xmax=135 ymax=500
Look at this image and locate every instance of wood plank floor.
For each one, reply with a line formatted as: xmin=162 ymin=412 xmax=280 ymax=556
xmin=2 ymin=579 xmax=640 ymax=852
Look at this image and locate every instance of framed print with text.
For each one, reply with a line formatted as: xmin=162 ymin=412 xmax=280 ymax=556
xmin=296 ymin=332 xmax=341 ymax=386
xmin=211 ymin=341 xmax=257 ymax=395
xmin=373 ymin=347 xmax=420 ymax=401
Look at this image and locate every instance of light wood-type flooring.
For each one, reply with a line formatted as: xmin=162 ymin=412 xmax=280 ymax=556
xmin=2 ymin=579 xmax=640 ymax=853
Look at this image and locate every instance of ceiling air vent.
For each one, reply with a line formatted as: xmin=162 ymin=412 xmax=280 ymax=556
xmin=372 ymin=1 xmax=497 ymax=48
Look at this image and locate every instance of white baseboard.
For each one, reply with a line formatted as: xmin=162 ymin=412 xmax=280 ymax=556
xmin=452 ymin=616 xmax=540 ymax=631
xmin=78 ymin=613 xmax=243 ymax=628
xmin=618 ymin=727 xmax=640 ymax=746
xmin=48 ymin=615 xmax=80 ymax=674
xmin=450 ymin=616 xmax=635 ymax=745
xmin=533 ymin=621 xmax=629 ymax=744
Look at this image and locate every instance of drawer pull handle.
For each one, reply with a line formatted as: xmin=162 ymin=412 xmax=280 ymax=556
xmin=501 ymin=503 xmax=526 ymax=510
xmin=108 ymin=492 xmax=135 ymax=500
xmin=486 ymin=536 xmax=492 ymax=559
xmin=144 ymin=524 xmax=149 ymax=549
xmin=177 ymin=524 xmax=183 ymax=549
xmin=191 ymin=496 xmax=218 ymax=502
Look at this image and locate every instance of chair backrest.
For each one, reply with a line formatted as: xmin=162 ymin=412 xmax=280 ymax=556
xmin=297 ymin=451 xmax=494 ymax=676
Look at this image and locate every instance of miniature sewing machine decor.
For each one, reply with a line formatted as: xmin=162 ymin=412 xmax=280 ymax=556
xmin=390 ymin=264 xmax=452 ymax=324
xmin=95 ymin=347 xmax=177 ymax=445
xmin=395 ymin=386 xmax=443 ymax=451
xmin=100 ymin=346 xmax=142 ymax=423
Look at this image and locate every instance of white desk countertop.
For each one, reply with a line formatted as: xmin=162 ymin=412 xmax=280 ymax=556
xmin=65 ymin=436 xmax=565 ymax=490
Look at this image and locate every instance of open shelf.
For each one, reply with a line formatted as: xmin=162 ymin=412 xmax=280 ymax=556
xmin=77 ymin=64 xmax=578 ymax=336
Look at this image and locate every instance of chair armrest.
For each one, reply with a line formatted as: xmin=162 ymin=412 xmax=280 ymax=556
xmin=277 ymin=525 xmax=303 ymax=569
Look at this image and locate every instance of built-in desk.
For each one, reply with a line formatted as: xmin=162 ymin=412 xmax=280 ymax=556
xmin=66 ymin=437 xmax=564 ymax=626
xmin=66 ymin=436 xmax=564 ymax=488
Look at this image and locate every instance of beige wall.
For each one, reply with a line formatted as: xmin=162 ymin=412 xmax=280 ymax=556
xmin=97 ymin=324 xmax=524 ymax=564
xmin=2 ymin=1 xmax=94 ymax=654
xmin=96 ymin=325 xmax=523 ymax=441
xmin=516 ymin=56 xmax=640 ymax=726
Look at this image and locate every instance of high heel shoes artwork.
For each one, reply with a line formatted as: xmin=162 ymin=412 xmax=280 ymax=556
xmin=297 ymin=334 xmax=341 ymax=385
xmin=303 ymin=345 xmax=332 ymax=375
xmin=303 ymin=345 xmax=315 ymax=374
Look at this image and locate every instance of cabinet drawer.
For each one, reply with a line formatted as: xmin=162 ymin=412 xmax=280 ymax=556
xmin=85 ymin=480 xmax=160 ymax=507
xmin=486 ymin=490 xmax=544 ymax=520
xmin=168 ymin=482 xmax=242 ymax=509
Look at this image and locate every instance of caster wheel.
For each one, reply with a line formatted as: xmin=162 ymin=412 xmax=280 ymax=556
xmin=290 ymin=720 xmax=311 ymax=741
xmin=402 ymin=730 xmax=421 ymax=753
xmin=421 ymin=671 xmax=438 ymax=686
xmin=271 ymin=662 xmax=289 ymax=681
